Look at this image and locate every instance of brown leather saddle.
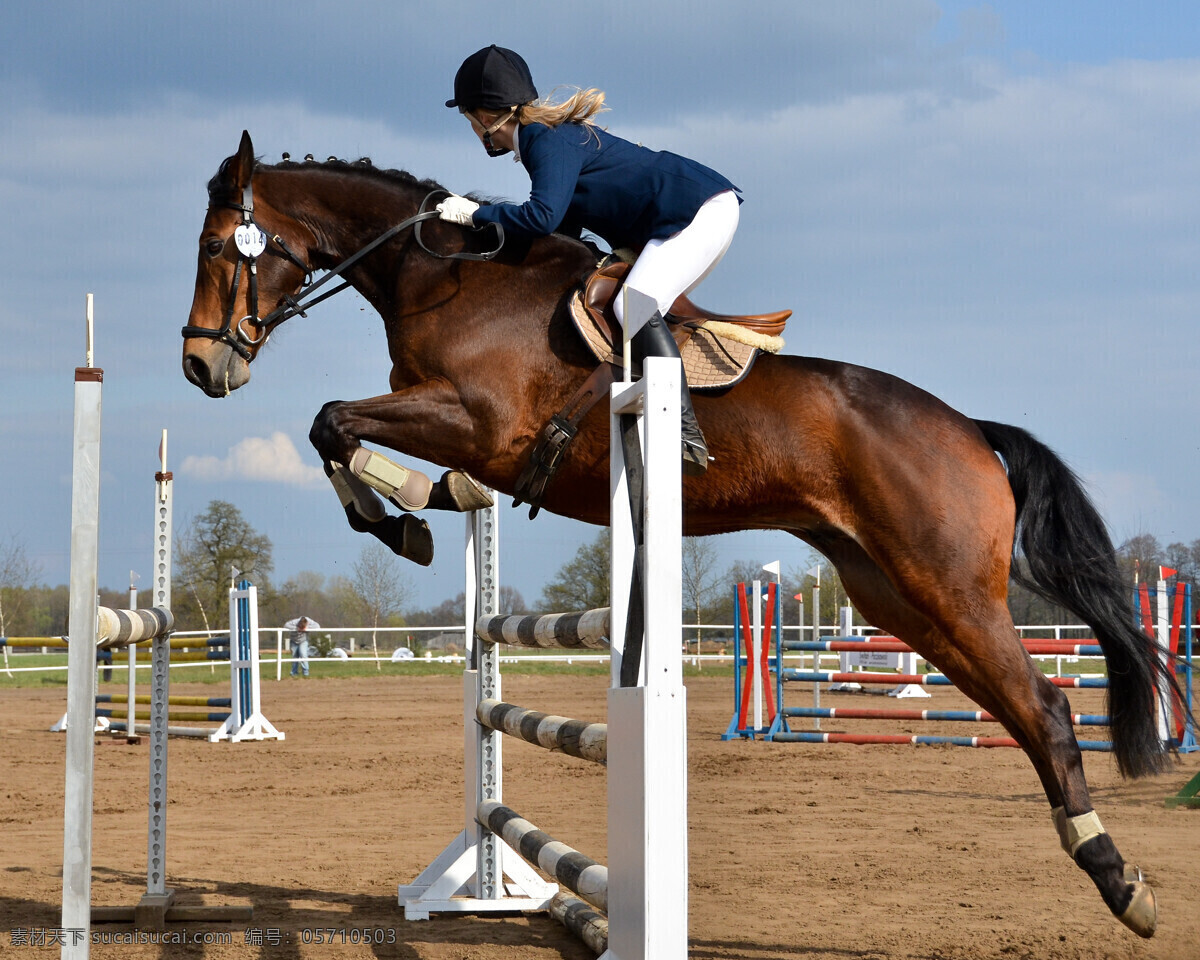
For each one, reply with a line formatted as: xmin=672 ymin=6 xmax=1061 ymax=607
xmin=573 ymin=261 xmax=789 ymax=388
xmin=513 ymin=260 xmax=791 ymax=517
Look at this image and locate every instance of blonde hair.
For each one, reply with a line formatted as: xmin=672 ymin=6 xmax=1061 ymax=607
xmin=520 ymin=87 xmax=607 ymax=127
xmin=470 ymin=87 xmax=608 ymax=129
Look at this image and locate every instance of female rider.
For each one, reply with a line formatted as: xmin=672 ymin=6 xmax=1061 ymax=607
xmin=438 ymin=45 xmax=741 ymax=475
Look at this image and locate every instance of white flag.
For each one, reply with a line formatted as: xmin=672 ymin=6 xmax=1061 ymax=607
xmin=762 ymin=560 xmax=780 ymax=581
xmin=806 ymin=564 xmax=821 ymax=587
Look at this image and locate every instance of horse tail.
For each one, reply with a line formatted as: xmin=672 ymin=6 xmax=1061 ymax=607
xmin=974 ymin=419 xmax=1183 ymax=778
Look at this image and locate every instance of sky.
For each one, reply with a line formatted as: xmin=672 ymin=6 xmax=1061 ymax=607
xmin=2 ymin=2 xmax=1199 ymax=616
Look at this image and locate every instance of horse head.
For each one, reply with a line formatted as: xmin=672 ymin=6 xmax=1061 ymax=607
xmin=182 ymin=131 xmax=313 ymax=397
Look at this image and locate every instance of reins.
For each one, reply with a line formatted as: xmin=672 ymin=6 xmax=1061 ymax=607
xmin=181 ymin=184 xmax=504 ymax=360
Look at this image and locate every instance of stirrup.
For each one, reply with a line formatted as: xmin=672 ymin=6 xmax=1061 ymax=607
xmin=681 ymin=419 xmax=709 ymax=476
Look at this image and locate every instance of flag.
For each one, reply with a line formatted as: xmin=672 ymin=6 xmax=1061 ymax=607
xmin=762 ymin=560 xmax=780 ymax=581
xmin=1160 ymin=566 xmax=1178 ymax=580
xmin=806 ymin=564 xmax=821 ymax=587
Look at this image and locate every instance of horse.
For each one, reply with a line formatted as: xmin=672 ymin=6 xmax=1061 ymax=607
xmin=182 ymin=131 xmax=1181 ymax=938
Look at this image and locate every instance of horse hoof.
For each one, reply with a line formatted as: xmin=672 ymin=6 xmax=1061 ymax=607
xmin=397 ymin=514 xmax=434 ymax=566
xmin=365 ymin=514 xmax=434 ymax=565
xmin=444 ymin=471 xmax=494 ymax=511
xmin=1117 ymin=878 xmax=1156 ymax=938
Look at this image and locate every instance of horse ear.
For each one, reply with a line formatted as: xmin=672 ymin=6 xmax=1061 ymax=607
xmin=231 ymin=130 xmax=255 ymax=189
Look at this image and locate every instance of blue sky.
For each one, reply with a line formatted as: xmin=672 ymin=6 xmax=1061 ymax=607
xmin=2 ymin=2 xmax=1199 ymax=614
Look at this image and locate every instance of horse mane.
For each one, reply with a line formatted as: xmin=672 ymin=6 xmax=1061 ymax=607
xmin=207 ymin=152 xmax=592 ymax=251
xmin=207 ymin=153 xmax=446 ymax=204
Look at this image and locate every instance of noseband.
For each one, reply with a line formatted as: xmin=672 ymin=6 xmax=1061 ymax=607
xmin=181 ymin=181 xmax=504 ymax=360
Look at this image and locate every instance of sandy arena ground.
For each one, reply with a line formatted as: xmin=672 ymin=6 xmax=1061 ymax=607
xmin=1 ymin=672 xmax=1198 ymax=959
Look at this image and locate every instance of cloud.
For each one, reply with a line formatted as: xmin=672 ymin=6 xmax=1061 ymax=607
xmin=181 ymin=432 xmax=325 ymax=488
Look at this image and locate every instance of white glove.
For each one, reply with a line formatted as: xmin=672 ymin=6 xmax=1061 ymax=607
xmin=436 ymin=195 xmax=479 ymax=226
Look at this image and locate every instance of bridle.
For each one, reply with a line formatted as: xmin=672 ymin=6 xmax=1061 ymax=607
xmin=181 ymin=180 xmax=504 ymax=360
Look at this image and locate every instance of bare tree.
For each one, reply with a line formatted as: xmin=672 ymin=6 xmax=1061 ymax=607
xmin=540 ymin=532 xmax=609 ymax=612
xmin=0 ymin=533 xmax=39 ymax=637
xmin=681 ymin=538 xmax=720 ymax=659
xmin=352 ymin=543 xmax=411 ymax=669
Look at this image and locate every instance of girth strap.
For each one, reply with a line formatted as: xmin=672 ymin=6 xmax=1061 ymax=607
xmin=513 ymin=362 xmax=620 ymax=519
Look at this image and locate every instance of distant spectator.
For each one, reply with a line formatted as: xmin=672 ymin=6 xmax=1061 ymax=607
xmin=285 ymin=616 xmax=316 ymax=678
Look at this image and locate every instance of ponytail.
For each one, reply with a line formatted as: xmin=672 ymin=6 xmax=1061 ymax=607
xmin=519 ymin=87 xmax=608 ymax=127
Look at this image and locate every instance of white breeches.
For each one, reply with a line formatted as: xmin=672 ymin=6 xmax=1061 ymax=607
xmin=613 ymin=189 xmax=740 ymax=328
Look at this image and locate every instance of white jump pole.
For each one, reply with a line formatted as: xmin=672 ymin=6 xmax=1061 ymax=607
xmin=125 ymin=573 xmax=137 ymax=740
xmin=604 ymin=356 xmax=687 ymax=960
xmin=62 ymin=295 xmax=103 ymax=959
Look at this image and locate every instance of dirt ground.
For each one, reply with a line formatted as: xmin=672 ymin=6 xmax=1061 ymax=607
xmin=1 ymin=672 xmax=1198 ymax=959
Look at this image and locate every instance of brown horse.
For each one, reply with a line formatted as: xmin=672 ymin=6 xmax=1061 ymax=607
xmin=183 ymin=131 xmax=1181 ymax=938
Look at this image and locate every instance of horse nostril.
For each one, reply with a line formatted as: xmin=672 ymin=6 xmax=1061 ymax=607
xmin=183 ymin=355 xmax=209 ymax=389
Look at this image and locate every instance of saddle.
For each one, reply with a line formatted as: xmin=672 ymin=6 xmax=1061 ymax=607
xmin=570 ymin=261 xmax=789 ymax=390
xmin=513 ymin=260 xmax=791 ymax=518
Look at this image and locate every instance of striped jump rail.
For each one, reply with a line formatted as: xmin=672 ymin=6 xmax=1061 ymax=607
xmin=104 ymin=720 xmax=223 ymax=739
xmin=782 ymin=706 xmax=1110 ymax=726
xmin=785 ymin=639 xmax=1104 ymax=657
xmin=97 ymin=695 xmax=232 ymax=708
xmin=476 ymin=608 xmax=610 ymax=650
xmin=548 ymin=892 xmax=608 ymax=957
xmin=96 ymin=606 xmax=174 ymax=649
xmin=3 ymin=609 xmax=173 ymax=651
xmin=781 ymin=669 xmax=1109 ymax=689
xmin=477 ymin=699 xmax=607 ymax=764
xmin=0 ymin=637 xmax=70 ymax=648
xmin=477 ymin=800 xmax=608 ymax=914
xmin=96 ymin=708 xmax=231 ymax=723
xmin=167 ymin=650 xmax=231 ymax=663
xmin=134 ymin=636 xmax=231 ymax=649
xmin=771 ymin=731 xmax=1115 ymax=750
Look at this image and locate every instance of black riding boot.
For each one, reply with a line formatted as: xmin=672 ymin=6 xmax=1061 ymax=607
xmin=632 ymin=312 xmax=710 ymax=475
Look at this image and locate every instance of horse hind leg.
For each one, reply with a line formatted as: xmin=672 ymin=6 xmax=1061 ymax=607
xmin=919 ymin=615 xmax=1157 ymax=937
xmin=818 ymin=535 xmax=1155 ymax=937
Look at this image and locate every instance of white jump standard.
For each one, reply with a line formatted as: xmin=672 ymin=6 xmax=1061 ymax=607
xmin=59 ymin=301 xmax=253 ymax=960
xmin=399 ymin=357 xmax=688 ymax=960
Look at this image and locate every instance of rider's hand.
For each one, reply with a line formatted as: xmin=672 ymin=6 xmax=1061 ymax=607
xmin=436 ymin=196 xmax=479 ymax=226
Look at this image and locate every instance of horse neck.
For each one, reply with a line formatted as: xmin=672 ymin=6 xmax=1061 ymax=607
xmin=257 ymin=164 xmax=597 ymax=378
xmin=260 ymin=167 xmax=426 ymax=274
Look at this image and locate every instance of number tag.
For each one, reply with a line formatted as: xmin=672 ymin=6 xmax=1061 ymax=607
xmin=234 ymin=223 xmax=267 ymax=259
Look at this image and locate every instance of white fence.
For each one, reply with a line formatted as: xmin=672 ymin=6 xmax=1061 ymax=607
xmin=4 ymin=619 xmax=1172 ymax=683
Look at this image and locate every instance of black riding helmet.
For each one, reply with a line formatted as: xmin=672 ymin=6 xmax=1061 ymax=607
xmin=446 ymin=45 xmax=537 ymax=111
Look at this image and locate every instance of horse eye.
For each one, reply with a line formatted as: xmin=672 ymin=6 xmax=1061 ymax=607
xmin=205 ymin=238 xmax=225 ymax=257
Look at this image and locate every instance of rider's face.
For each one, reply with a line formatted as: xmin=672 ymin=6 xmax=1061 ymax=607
xmin=466 ymin=111 xmax=516 ymax=155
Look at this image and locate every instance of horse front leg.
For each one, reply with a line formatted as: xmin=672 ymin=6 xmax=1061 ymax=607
xmin=308 ymin=385 xmax=495 ymax=565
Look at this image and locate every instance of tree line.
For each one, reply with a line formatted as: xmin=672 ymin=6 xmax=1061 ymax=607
xmin=1 ymin=501 xmax=1195 ymax=640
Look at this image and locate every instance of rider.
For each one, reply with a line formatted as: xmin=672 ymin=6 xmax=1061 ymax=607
xmin=438 ymin=45 xmax=741 ymax=475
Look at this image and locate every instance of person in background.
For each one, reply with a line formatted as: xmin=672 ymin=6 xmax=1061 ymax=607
xmin=289 ymin=616 xmax=310 ymax=678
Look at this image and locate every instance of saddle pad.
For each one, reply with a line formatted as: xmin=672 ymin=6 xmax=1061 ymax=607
xmin=568 ymin=291 xmax=783 ymax=391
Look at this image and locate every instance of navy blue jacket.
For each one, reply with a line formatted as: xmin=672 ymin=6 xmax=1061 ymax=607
xmin=472 ymin=122 xmax=739 ymax=251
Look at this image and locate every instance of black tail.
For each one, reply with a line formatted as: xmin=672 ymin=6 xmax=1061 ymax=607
xmin=975 ymin=419 xmax=1184 ymax=778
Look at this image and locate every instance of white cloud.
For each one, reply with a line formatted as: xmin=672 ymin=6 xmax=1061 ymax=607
xmin=181 ymin=432 xmax=325 ymax=488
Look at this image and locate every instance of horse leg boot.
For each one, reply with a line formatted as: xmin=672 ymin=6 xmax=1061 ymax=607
xmin=632 ymin=312 xmax=710 ymax=475
xmin=346 ymin=446 xmax=492 ymax=514
xmin=324 ymin=461 xmax=434 ymax=566
xmin=1052 ymin=806 xmax=1157 ymax=937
